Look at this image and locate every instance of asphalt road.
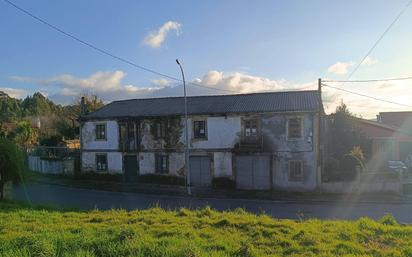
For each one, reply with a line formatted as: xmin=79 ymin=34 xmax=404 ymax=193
xmin=12 ymin=183 xmax=412 ymax=223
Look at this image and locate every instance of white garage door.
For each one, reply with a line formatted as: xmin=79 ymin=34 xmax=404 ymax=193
xmin=189 ymin=156 xmax=212 ymax=187
xmin=236 ymin=155 xmax=271 ymax=190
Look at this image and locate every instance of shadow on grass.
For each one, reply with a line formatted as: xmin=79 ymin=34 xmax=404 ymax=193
xmin=0 ymin=199 xmax=83 ymax=213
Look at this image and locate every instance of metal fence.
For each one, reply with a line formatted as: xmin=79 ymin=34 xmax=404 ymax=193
xmin=28 ymin=146 xmax=79 ymax=176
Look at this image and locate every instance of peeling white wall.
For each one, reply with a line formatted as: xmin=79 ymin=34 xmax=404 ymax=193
xmin=82 ymin=121 xmax=119 ymax=150
xmin=272 ymin=151 xmax=317 ymax=191
xmin=80 ymin=112 xmax=319 ymax=191
xmin=138 ymin=152 xmax=155 ymax=175
xmin=138 ymin=152 xmax=185 ymax=176
xmin=81 ymin=152 xmax=122 ymax=174
xmin=188 ymin=116 xmax=241 ymax=149
xmin=169 ymin=152 xmax=185 ymax=176
xmin=213 ymin=152 xmax=233 ymax=177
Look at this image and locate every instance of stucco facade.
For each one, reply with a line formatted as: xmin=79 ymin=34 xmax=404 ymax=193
xmin=81 ymin=112 xmax=320 ymax=191
xmin=80 ymin=91 xmax=323 ymax=191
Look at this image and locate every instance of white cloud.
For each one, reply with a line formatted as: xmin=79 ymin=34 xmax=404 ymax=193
xmin=362 ymin=56 xmax=378 ymax=66
xmin=321 ymin=79 xmax=412 ymax=118
xmin=327 ymin=56 xmax=378 ymax=75
xmin=11 ymin=71 xmax=169 ymax=104
xmin=327 ymin=61 xmax=355 ymax=75
xmin=10 ymin=70 xmax=314 ymax=104
xmin=151 ymin=78 xmax=170 ymax=87
xmin=13 ymin=69 xmax=409 ymax=119
xmin=143 ymin=21 xmax=181 ymax=48
xmin=194 ymin=70 xmax=288 ymax=93
xmin=0 ymin=87 xmax=28 ymax=98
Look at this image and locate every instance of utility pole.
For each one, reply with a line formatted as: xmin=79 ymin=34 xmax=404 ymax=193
xmin=176 ymin=59 xmax=191 ymax=196
xmin=317 ymin=78 xmax=322 ymax=191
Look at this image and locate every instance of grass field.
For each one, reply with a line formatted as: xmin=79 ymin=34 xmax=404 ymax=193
xmin=1 ymin=201 xmax=412 ymax=257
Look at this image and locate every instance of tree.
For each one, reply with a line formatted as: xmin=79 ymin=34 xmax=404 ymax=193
xmin=0 ymin=94 xmax=23 ymax=122
xmin=77 ymin=93 xmax=105 ymax=114
xmin=327 ymin=103 xmax=371 ymax=159
xmin=8 ymin=121 xmax=38 ymax=151
xmin=325 ymin=102 xmax=371 ymax=180
xmin=0 ymin=138 xmax=26 ymax=200
xmin=21 ymin=92 xmax=62 ymax=117
xmin=0 ymin=123 xmax=6 ymax=138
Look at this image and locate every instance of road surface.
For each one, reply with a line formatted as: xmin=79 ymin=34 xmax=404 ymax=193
xmin=12 ymin=183 xmax=412 ymax=223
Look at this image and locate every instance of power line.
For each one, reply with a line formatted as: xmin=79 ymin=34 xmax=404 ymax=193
xmin=323 ymin=76 xmax=412 ymax=83
xmin=2 ymin=0 xmax=238 ymax=94
xmin=321 ymin=83 xmax=412 ymax=108
xmin=343 ymin=0 xmax=412 ymax=83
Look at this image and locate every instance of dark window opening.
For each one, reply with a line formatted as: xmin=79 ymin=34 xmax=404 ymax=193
xmin=155 ymin=154 xmax=169 ymax=174
xmin=95 ymin=124 xmax=106 ymax=140
xmin=244 ymin=118 xmax=259 ymax=137
xmin=193 ymin=120 xmax=207 ymax=139
xmin=119 ymin=122 xmax=138 ymax=151
xmin=96 ymin=154 xmax=108 ymax=171
xmin=288 ymin=118 xmax=302 ymax=139
xmin=288 ymin=160 xmax=303 ymax=181
xmin=154 ymin=121 xmax=166 ymax=139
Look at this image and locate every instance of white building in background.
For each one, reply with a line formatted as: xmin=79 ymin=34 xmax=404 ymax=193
xmin=80 ymin=90 xmax=324 ymax=191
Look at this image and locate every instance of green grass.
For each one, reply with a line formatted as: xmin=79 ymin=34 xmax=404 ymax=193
xmin=1 ymin=201 xmax=412 ymax=257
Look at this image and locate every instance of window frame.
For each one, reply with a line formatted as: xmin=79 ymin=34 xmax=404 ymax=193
xmin=95 ymin=123 xmax=107 ymax=141
xmin=287 ymin=117 xmax=303 ymax=140
xmin=95 ymin=153 xmax=108 ymax=172
xmin=288 ymin=160 xmax=304 ymax=181
xmin=155 ymin=154 xmax=169 ymax=174
xmin=193 ymin=119 xmax=207 ymax=140
xmin=242 ymin=117 xmax=260 ymax=138
xmin=154 ymin=121 xmax=166 ymax=139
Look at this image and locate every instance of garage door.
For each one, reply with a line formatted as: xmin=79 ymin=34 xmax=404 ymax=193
xmin=190 ymin=156 xmax=212 ymax=187
xmin=236 ymin=155 xmax=271 ymax=190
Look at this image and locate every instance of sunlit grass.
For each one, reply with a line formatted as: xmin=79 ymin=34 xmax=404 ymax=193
xmin=0 ymin=201 xmax=412 ymax=256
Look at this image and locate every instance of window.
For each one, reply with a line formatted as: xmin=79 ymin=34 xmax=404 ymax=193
xmin=193 ymin=120 xmax=207 ymax=139
xmin=244 ymin=118 xmax=259 ymax=137
xmin=154 ymin=121 xmax=166 ymax=139
xmin=155 ymin=154 xmax=169 ymax=174
xmin=119 ymin=122 xmax=139 ymax=151
xmin=288 ymin=160 xmax=303 ymax=181
xmin=96 ymin=154 xmax=108 ymax=171
xmin=288 ymin=118 xmax=302 ymax=139
xmin=95 ymin=124 xmax=106 ymax=140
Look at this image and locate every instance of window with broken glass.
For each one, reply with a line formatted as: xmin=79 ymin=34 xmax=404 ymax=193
xmin=119 ymin=122 xmax=138 ymax=151
xmin=96 ymin=154 xmax=108 ymax=171
xmin=288 ymin=160 xmax=303 ymax=181
xmin=95 ymin=124 xmax=106 ymax=140
xmin=244 ymin=118 xmax=259 ymax=137
xmin=154 ymin=121 xmax=166 ymax=139
xmin=193 ymin=120 xmax=207 ymax=139
xmin=155 ymin=154 xmax=169 ymax=174
xmin=288 ymin=117 xmax=302 ymax=139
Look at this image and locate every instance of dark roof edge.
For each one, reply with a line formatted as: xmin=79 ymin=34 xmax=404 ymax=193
xmin=81 ymin=109 xmax=319 ymax=121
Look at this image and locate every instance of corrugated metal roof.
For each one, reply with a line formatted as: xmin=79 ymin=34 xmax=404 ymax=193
xmin=84 ymin=90 xmax=321 ymax=119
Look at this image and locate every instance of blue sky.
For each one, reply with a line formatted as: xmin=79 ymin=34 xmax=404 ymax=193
xmin=1 ymin=0 xmax=412 ymax=117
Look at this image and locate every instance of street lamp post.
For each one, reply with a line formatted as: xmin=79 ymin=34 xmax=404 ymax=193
xmin=176 ymin=59 xmax=191 ymax=196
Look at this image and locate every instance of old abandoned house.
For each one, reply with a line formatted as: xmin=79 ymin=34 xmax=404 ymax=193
xmin=80 ymin=90 xmax=323 ymax=191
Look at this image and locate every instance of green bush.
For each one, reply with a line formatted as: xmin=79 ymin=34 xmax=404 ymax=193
xmin=0 ymin=138 xmax=27 ymax=199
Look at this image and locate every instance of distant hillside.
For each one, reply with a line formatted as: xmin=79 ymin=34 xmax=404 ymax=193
xmin=0 ymin=91 xmax=104 ymax=142
xmin=0 ymin=92 xmax=62 ymax=122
